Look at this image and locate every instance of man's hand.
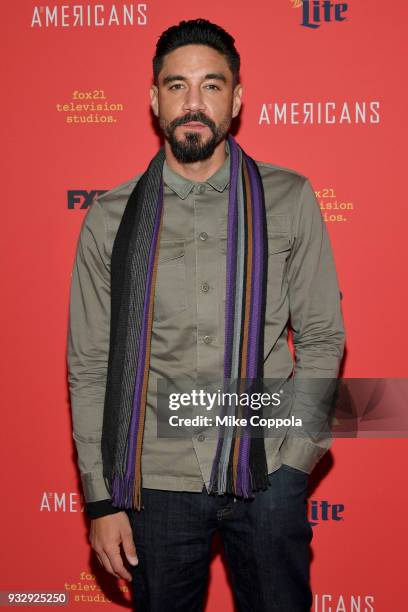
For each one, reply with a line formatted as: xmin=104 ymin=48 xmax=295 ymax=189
xmin=89 ymin=512 xmax=138 ymax=581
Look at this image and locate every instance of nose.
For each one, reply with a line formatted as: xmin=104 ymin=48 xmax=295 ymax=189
xmin=182 ymin=85 xmax=206 ymax=113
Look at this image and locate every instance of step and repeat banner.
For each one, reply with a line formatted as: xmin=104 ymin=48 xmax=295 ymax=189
xmin=2 ymin=1 xmax=407 ymax=610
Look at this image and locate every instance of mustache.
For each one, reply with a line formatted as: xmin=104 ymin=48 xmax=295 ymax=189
xmin=169 ymin=112 xmax=216 ymax=131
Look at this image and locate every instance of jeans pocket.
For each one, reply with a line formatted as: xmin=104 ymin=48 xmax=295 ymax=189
xmin=280 ymin=463 xmax=308 ymax=477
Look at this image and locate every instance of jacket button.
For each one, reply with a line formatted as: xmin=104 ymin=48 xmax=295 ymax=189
xmin=203 ymin=335 xmax=212 ymax=344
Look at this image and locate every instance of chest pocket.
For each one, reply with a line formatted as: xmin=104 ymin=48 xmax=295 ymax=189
xmin=153 ymin=239 xmax=188 ymax=323
xmin=218 ymin=214 xmax=291 ymax=299
xmin=266 ymin=214 xmax=292 ymax=302
xmin=266 ymin=231 xmax=292 ymax=301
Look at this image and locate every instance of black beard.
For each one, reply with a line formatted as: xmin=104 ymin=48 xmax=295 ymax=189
xmin=162 ymin=112 xmax=229 ymax=163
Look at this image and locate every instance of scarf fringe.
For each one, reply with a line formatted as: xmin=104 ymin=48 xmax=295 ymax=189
xmin=209 ymin=460 xmax=270 ymax=499
xmin=103 ymin=471 xmax=142 ymax=511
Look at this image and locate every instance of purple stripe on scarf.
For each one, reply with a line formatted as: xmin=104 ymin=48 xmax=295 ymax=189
xmin=126 ymin=179 xmax=165 ymax=483
xmin=224 ymin=134 xmax=240 ymax=380
xmin=244 ymin=154 xmax=265 ymax=378
xmin=236 ymin=154 xmax=265 ymax=496
xmin=209 ymin=134 xmax=240 ymax=491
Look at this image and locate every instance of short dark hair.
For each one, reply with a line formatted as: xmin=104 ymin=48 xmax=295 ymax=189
xmin=153 ymin=18 xmax=241 ymax=87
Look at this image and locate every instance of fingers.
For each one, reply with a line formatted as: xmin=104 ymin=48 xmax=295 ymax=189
xmin=120 ymin=522 xmax=139 ymax=566
xmin=123 ymin=535 xmax=139 ymax=565
xmin=95 ymin=546 xmax=133 ymax=582
xmin=90 ymin=513 xmax=135 ymax=582
xmin=97 ymin=549 xmax=121 ymax=579
xmin=105 ymin=548 xmax=133 ymax=582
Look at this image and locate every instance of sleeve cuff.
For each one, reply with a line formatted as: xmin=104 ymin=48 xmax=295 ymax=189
xmin=279 ymin=436 xmax=332 ymax=474
xmin=85 ymin=499 xmax=124 ymax=520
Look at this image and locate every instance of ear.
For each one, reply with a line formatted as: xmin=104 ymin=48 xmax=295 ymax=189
xmin=232 ymin=83 xmax=243 ymax=119
xmin=150 ymin=84 xmax=159 ymax=117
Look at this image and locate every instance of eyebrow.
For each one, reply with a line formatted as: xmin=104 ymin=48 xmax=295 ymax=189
xmin=162 ymin=72 xmax=227 ymax=86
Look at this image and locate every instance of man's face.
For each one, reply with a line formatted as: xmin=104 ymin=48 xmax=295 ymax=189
xmin=150 ymin=44 xmax=242 ymax=163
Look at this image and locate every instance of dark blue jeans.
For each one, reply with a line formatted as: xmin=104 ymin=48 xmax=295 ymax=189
xmin=125 ymin=464 xmax=312 ymax=611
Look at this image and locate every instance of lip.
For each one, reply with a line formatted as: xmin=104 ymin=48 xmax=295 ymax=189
xmin=181 ymin=122 xmax=207 ymax=129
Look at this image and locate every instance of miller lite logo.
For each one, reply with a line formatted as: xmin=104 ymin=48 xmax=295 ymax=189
xmin=308 ymin=499 xmax=345 ymax=526
xmin=292 ymin=0 xmax=348 ymax=29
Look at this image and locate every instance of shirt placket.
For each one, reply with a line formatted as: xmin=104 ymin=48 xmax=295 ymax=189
xmin=190 ymin=182 xmax=227 ymax=489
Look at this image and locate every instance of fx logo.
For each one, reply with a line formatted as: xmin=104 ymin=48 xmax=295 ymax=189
xmin=67 ymin=190 xmax=107 ymax=210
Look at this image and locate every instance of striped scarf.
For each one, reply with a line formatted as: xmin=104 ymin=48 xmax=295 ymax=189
xmin=101 ymin=134 xmax=270 ymax=511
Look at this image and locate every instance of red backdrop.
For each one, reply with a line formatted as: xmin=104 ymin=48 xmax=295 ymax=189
xmin=2 ymin=1 xmax=407 ymax=610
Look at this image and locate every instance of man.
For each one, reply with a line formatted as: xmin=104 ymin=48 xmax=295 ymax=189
xmin=67 ymin=18 xmax=345 ymax=612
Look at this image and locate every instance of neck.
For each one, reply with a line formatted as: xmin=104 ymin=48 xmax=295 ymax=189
xmin=164 ymin=137 xmax=228 ymax=182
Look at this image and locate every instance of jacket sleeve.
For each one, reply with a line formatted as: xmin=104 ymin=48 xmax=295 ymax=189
xmin=66 ymin=198 xmax=122 ymax=518
xmin=279 ymin=177 xmax=346 ymax=473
